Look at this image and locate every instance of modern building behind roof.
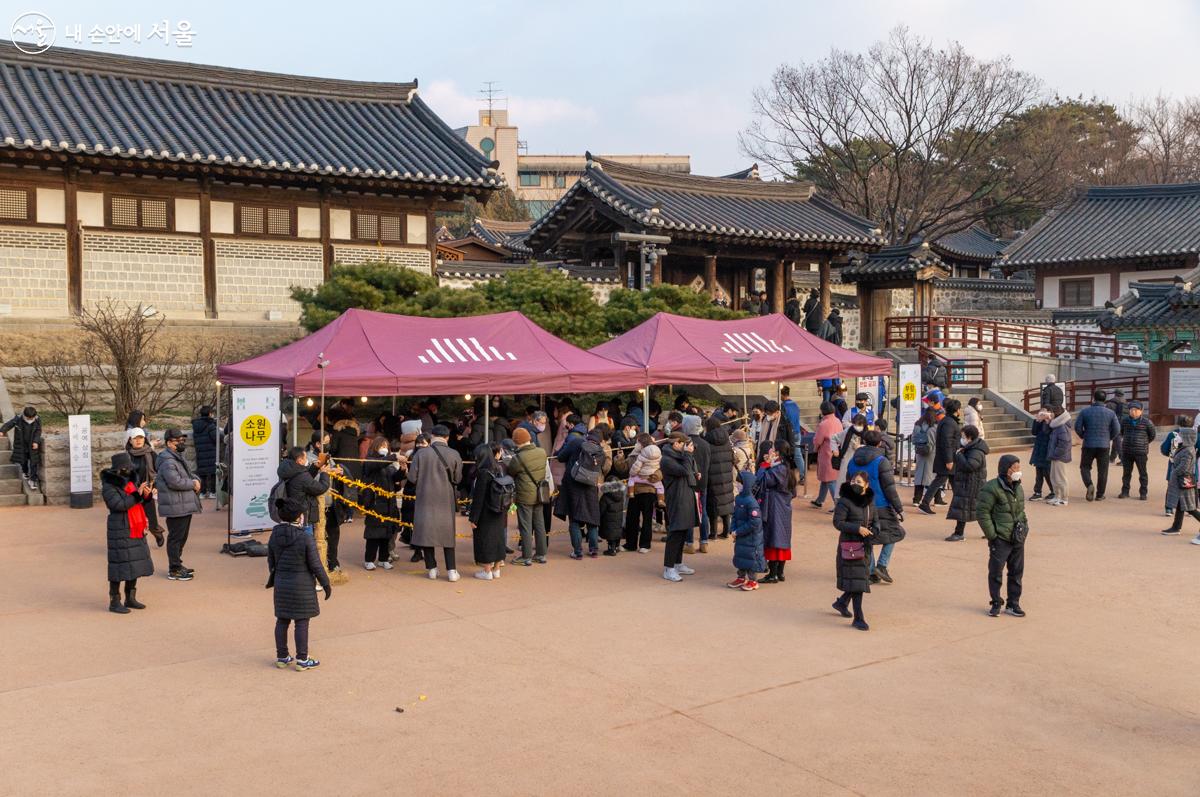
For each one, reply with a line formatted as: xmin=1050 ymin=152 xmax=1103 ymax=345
xmin=458 ymin=109 xmax=689 ymax=217
xmin=0 ymin=42 xmax=497 ymax=323
xmin=1000 ymin=183 xmax=1200 ymax=311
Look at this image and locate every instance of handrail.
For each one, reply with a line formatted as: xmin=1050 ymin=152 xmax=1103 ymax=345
xmin=888 ymin=316 xmax=1140 ymax=364
xmin=1022 ymin=375 xmax=1150 ymax=412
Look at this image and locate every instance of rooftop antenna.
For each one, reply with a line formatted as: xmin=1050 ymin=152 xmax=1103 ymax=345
xmin=479 ymin=81 xmax=506 ymax=118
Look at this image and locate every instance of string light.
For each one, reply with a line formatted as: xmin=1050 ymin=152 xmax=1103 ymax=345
xmin=305 ymin=398 xmax=314 ymax=408
xmin=464 ymin=394 xmax=472 ymax=400
xmin=360 ymin=396 xmax=369 ymax=403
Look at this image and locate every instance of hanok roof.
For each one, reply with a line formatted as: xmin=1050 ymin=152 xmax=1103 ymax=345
xmin=469 ymin=218 xmax=533 ymax=258
xmin=840 ymin=241 xmax=950 ymax=283
xmin=1100 ymin=265 xmax=1200 ymax=331
xmin=932 ymin=226 xmax=1011 ymax=264
xmin=527 ymin=155 xmax=884 ymax=252
xmin=438 ymin=260 xmax=618 ymax=284
xmin=0 ymin=41 xmax=498 ymax=190
xmin=719 ymin=165 xmax=760 ymax=180
xmin=1001 ymin=183 xmax=1200 ymax=268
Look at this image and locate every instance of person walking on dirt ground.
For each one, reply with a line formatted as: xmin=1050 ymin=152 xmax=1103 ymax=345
xmin=1075 ymin=389 xmax=1121 ymax=502
xmin=977 ymin=454 xmax=1029 ymax=618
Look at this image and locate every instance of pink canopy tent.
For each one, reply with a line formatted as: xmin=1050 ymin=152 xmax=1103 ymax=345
xmin=589 ymin=312 xmax=891 ymax=384
xmin=216 ymin=308 xmax=646 ymax=395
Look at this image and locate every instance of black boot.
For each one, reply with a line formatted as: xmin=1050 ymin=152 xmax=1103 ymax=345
xmin=776 ymin=560 xmax=786 ymax=582
xmin=760 ymin=561 xmax=780 ymax=584
xmin=124 ymin=580 xmax=146 ymax=610
xmin=912 ymin=485 xmax=924 ymax=506
xmin=108 ymin=581 xmax=130 ymax=614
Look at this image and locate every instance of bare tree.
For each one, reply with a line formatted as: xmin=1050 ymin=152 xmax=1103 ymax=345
xmin=28 ymin=349 xmax=91 ymax=416
xmin=76 ymin=300 xmax=192 ymax=419
xmin=1126 ymin=94 xmax=1200 ymax=183
xmin=175 ymin=342 xmax=229 ymax=418
xmin=741 ymin=27 xmax=1067 ymax=243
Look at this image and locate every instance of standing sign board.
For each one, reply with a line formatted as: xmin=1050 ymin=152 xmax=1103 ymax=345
xmin=68 ymin=414 xmax=93 ymax=508
xmin=898 ymin=364 xmax=921 ymax=434
xmin=230 ymin=385 xmax=282 ymax=532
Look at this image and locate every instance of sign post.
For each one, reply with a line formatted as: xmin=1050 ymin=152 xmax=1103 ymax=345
xmin=68 ymin=413 xmax=92 ymax=508
xmin=229 ymin=385 xmax=282 ymax=537
xmin=898 ymin=363 xmax=921 ymax=434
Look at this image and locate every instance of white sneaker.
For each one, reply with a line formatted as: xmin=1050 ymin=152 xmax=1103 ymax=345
xmin=637 ymin=547 xmax=650 ymax=554
xmin=379 ymin=561 xmax=394 ymax=571
xmin=364 ymin=562 xmax=376 ymax=571
xmin=492 ymin=567 xmax=501 ymax=579
xmin=474 ymin=570 xmax=493 ymax=580
xmin=663 ymin=567 xmax=682 ymax=582
xmin=675 ymin=563 xmax=695 ymax=576
xmin=427 ymin=567 xmax=438 ymax=580
xmin=447 ymin=569 xmax=461 ymax=582
xmin=1191 ymin=535 xmax=1200 ymax=545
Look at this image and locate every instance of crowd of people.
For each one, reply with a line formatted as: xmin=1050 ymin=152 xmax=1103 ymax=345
xmin=68 ymin=363 xmax=1198 ymax=669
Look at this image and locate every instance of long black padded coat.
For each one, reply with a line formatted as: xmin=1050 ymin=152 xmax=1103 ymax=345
xmin=932 ymin=413 xmax=962 ymax=476
xmin=102 ymin=468 xmax=155 ymax=583
xmin=832 ymin=483 xmax=873 ymax=594
xmin=704 ymin=424 xmax=736 ymax=518
xmin=947 ymin=438 xmax=990 ymax=523
xmin=266 ymin=523 xmax=330 ymax=620
xmin=190 ymin=415 xmax=218 ymax=477
xmin=660 ymin=444 xmax=699 ymax=532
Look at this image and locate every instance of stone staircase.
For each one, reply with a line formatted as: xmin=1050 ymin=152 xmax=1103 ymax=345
xmin=0 ymin=434 xmax=32 ymax=507
xmin=949 ymin=396 xmax=1033 ymax=452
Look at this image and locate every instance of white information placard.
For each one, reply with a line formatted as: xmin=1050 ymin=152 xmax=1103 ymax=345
xmin=230 ymin=385 xmax=282 ymax=532
xmin=68 ymin=414 xmax=92 ymax=494
xmin=898 ymin=363 xmax=921 ymax=434
xmin=1169 ymin=368 xmax=1200 ymax=411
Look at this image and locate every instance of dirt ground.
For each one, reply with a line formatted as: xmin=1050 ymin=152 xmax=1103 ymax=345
xmin=2 ymin=450 xmax=1198 ymax=796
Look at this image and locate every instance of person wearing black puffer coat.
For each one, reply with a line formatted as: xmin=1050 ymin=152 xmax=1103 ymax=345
xmin=946 ymin=425 xmax=990 ymax=541
xmin=703 ymin=416 xmax=735 ymax=540
xmin=1118 ymin=401 xmax=1156 ymax=500
xmin=102 ymin=453 xmax=155 ymax=614
xmin=918 ymin=398 xmax=962 ymax=515
xmin=832 ymin=471 xmax=874 ymax=631
xmin=846 ymin=429 xmax=905 ymax=584
xmin=191 ymin=406 xmax=218 ymax=498
xmin=267 ymin=497 xmax=331 ymax=671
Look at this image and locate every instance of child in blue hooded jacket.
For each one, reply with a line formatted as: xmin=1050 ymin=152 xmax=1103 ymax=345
xmin=728 ymin=470 xmax=766 ymax=591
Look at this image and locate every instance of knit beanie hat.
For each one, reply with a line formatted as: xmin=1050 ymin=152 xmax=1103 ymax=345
xmin=401 ymin=420 xmax=422 ymax=436
xmin=680 ymin=415 xmax=702 ymax=436
xmin=512 ymin=427 xmax=532 ymax=445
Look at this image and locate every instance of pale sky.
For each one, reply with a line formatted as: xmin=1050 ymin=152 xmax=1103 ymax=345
xmin=12 ymin=0 xmax=1200 ymax=174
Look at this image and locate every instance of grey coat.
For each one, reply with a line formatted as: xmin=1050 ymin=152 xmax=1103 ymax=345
xmin=1166 ymin=428 xmax=1198 ymax=512
xmin=154 ymin=448 xmax=201 ymax=518
xmin=407 ymin=441 xmax=463 ymax=548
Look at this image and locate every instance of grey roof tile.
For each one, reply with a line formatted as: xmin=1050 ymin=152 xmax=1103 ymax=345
xmin=1100 ymin=264 xmax=1200 ymax=331
xmin=0 ymin=41 xmax=497 ymax=188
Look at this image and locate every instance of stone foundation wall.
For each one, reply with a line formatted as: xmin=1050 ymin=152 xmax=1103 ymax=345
xmin=0 ymin=226 xmax=69 ymax=317
xmin=82 ymin=232 xmax=205 ymax=318
xmin=933 ymin=281 xmax=1036 ymax=314
xmin=215 ymin=240 xmax=323 ymax=321
xmin=333 ymin=244 xmax=432 ymax=272
xmin=39 ymin=430 xmax=200 ymax=506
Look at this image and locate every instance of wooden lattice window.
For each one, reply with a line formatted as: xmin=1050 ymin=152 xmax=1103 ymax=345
xmin=108 ymin=195 xmax=171 ymax=230
xmin=235 ymin=203 xmax=295 ymax=237
xmin=353 ymin=211 xmax=404 ymax=243
xmin=0 ymin=187 xmax=33 ymax=222
xmin=1059 ymin=278 xmax=1095 ymax=308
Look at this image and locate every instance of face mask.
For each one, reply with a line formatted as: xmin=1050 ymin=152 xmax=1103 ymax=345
xmin=960 ymin=437 xmax=970 ymax=447
xmin=850 ymin=482 xmax=864 ymax=494
xmin=534 ymin=423 xmax=546 ymax=432
xmin=174 ymin=441 xmax=187 ymax=453
xmin=23 ymin=416 xmax=35 ymax=424
xmin=1010 ymin=470 xmax=1022 ymax=483
xmin=378 ymin=447 xmax=389 ymax=456
xmin=663 ymin=422 xmax=674 ymax=433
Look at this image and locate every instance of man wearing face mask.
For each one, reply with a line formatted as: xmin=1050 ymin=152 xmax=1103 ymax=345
xmin=976 ymin=454 xmax=1029 ymax=617
xmin=155 ymin=429 xmax=202 ymax=581
xmin=757 ymin=401 xmax=794 ymax=454
xmin=918 ymin=398 xmax=962 ymax=515
xmin=945 ymin=425 xmax=990 ymax=542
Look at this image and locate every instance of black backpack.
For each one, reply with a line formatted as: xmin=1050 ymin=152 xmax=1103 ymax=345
xmin=487 ymin=472 xmax=516 ymax=514
xmin=267 ymin=479 xmax=290 ymax=523
xmin=571 ymin=440 xmax=605 ymax=486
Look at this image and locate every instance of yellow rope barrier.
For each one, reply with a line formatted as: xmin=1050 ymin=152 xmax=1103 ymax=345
xmin=329 ymin=470 xmax=471 ymax=505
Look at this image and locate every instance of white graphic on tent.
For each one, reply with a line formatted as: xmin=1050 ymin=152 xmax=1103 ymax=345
xmin=417 ymin=337 xmax=517 ymax=365
xmin=719 ymin=332 xmax=793 ymax=355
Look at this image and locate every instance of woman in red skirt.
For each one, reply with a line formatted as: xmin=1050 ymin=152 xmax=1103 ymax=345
xmin=756 ymin=441 xmax=797 ymax=583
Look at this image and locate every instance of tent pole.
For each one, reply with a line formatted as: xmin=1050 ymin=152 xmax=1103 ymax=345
xmin=292 ymin=396 xmax=298 ymax=447
xmin=484 ymin=394 xmax=490 ymax=444
xmin=391 ymin=395 xmax=396 ymax=415
xmin=643 ymin=386 xmax=650 ymax=433
xmin=214 ymin=383 xmax=222 ymax=510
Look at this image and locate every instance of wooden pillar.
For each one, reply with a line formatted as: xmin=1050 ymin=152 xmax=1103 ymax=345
xmin=64 ymin=168 xmax=81 ymax=315
xmin=857 ymin=283 xmax=873 ymax=349
xmin=614 ymin=242 xmax=629 ymax=288
xmin=652 ymin=250 xmax=663 ymax=286
xmin=704 ymin=254 xmax=718 ymax=299
xmin=819 ymin=258 xmax=832 ymax=320
xmin=200 ymin=179 xmax=216 ymax=318
xmin=319 ymin=193 xmax=333 ymax=280
xmin=771 ymin=256 xmax=785 ymax=313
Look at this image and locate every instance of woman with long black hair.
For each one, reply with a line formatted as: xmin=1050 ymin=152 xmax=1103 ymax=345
xmin=756 ymin=440 xmax=798 ymax=584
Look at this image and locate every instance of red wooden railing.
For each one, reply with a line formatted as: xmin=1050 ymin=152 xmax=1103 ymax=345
xmin=1022 ymin=375 xmax=1150 ymax=412
xmin=919 ymin=345 xmax=989 ymax=390
xmin=887 ymin=316 xmax=1141 ymax=364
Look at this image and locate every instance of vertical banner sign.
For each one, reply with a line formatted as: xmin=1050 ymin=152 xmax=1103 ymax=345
xmin=230 ymin=385 xmax=281 ymax=532
xmin=68 ymin=413 xmax=92 ymax=494
xmin=898 ymin=363 xmax=921 ymax=434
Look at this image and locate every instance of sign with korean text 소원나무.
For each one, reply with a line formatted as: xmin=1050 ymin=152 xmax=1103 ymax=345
xmin=229 ymin=385 xmax=281 ymax=532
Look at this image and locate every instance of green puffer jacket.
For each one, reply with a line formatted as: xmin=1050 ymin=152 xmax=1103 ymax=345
xmin=975 ymin=477 xmax=1027 ymax=542
xmin=507 ymin=443 xmax=548 ymax=506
